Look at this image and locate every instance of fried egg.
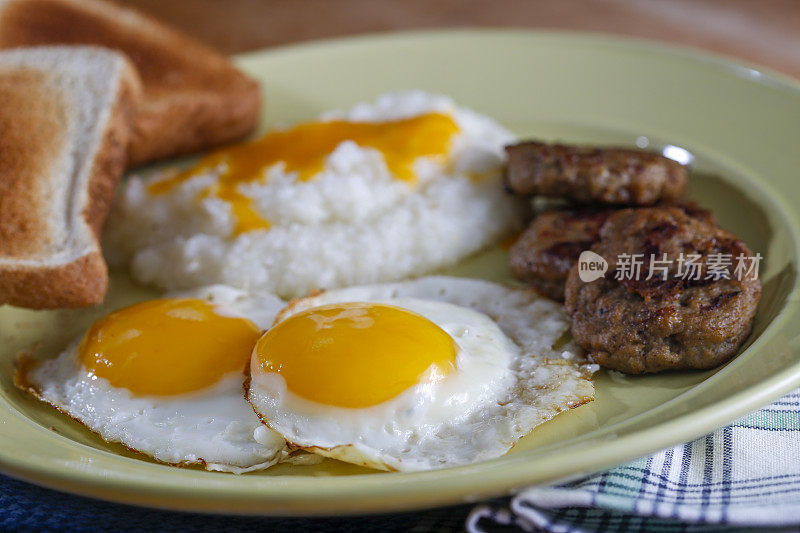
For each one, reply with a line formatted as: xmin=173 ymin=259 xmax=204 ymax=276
xmin=17 ymin=285 xmax=303 ymax=473
xmin=247 ymin=276 xmax=596 ymax=472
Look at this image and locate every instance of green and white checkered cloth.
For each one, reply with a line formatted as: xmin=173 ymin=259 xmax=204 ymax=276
xmin=467 ymin=388 xmax=800 ymax=532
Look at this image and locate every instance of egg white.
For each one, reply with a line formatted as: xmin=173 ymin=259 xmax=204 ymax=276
xmin=247 ymin=276 xmax=597 ymax=472
xmin=18 ymin=285 xmax=311 ymax=473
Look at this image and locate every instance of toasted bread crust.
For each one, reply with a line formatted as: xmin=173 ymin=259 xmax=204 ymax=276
xmin=0 ymin=49 xmax=141 ymax=309
xmin=0 ymin=68 xmax=67 ymax=257
xmin=0 ymin=0 xmax=261 ymax=165
xmin=0 ymin=250 xmax=108 ymax=308
xmin=84 ymin=54 xmax=139 ymax=237
xmin=130 ymin=76 xmax=260 ymax=165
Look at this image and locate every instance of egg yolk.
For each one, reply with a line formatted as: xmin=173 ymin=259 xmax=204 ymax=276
xmin=147 ymin=112 xmax=459 ymax=235
xmin=255 ymin=303 xmax=457 ymax=408
xmin=78 ymin=299 xmax=261 ymax=396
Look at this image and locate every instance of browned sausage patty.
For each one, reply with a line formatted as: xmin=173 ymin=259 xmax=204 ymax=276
xmin=510 ymin=202 xmax=713 ymax=301
xmin=564 ymin=206 xmax=761 ymax=373
xmin=509 ymin=208 xmax=612 ymax=300
xmin=505 ymin=142 xmax=687 ymax=205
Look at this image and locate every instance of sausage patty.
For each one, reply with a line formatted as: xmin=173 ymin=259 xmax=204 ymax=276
xmin=510 ymin=203 xmax=713 ymax=301
xmin=564 ymin=206 xmax=761 ymax=373
xmin=509 ymin=207 xmax=612 ymax=300
xmin=505 ymin=141 xmax=687 ymax=205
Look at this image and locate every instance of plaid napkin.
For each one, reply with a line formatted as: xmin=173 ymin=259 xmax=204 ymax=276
xmin=467 ymin=387 xmax=800 ymax=532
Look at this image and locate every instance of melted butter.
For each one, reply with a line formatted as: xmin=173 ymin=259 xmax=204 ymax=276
xmin=147 ymin=112 xmax=460 ymax=235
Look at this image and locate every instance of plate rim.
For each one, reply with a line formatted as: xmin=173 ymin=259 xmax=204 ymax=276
xmin=2 ymin=28 xmax=799 ymax=516
xmin=236 ymin=27 xmax=800 ymax=93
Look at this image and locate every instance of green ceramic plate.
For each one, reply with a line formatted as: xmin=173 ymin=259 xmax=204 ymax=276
xmin=1 ymin=30 xmax=799 ymax=516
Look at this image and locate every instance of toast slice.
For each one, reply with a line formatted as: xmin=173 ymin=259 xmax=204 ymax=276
xmin=0 ymin=0 xmax=261 ymax=166
xmin=0 ymin=46 xmax=140 ymax=309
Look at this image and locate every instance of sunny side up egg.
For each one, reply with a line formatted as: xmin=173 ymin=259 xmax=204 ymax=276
xmin=247 ymin=277 xmax=597 ymax=472
xmin=16 ymin=286 xmax=315 ymax=473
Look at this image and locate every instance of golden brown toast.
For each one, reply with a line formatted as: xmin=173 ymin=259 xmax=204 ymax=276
xmin=0 ymin=46 xmax=141 ymax=308
xmin=0 ymin=0 xmax=261 ymax=166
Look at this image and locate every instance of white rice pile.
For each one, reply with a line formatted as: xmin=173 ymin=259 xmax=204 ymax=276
xmin=103 ymin=92 xmax=526 ymax=298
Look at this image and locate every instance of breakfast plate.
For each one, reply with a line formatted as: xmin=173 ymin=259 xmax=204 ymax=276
xmin=1 ymin=29 xmax=799 ymax=515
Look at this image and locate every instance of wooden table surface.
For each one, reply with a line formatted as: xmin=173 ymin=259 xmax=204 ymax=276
xmin=122 ymin=0 xmax=800 ymax=79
